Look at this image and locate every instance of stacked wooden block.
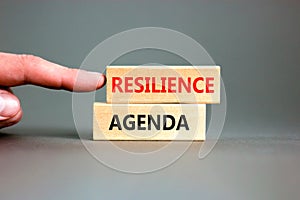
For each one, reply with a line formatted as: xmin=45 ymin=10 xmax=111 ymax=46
xmin=93 ymin=66 xmax=220 ymax=140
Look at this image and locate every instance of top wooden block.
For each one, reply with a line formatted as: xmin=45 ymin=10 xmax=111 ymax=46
xmin=106 ymin=66 xmax=220 ymax=104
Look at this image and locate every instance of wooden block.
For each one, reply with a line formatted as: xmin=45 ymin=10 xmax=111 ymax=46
xmin=106 ymin=66 xmax=220 ymax=104
xmin=93 ymin=103 xmax=206 ymax=141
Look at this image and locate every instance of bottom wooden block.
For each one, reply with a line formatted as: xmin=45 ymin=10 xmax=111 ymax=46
xmin=93 ymin=103 xmax=206 ymax=141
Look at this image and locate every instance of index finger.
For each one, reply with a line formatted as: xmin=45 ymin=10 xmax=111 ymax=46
xmin=0 ymin=52 xmax=106 ymax=92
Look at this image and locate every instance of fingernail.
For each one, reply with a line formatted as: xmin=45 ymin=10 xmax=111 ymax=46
xmin=0 ymin=94 xmax=20 ymax=120
xmin=97 ymin=73 xmax=106 ymax=89
xmin=0 ymin=96 xmax=5 ymax=114
xmin=86 ymin=72 xmax=105 ymax=89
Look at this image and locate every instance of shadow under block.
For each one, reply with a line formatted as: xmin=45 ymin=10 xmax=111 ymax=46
xmin=93 ymin=103 xmax=206 ymax=141
xmin=106 ymin=66 xmax=220 ymax=104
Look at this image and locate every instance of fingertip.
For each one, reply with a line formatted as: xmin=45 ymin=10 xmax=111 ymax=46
xmin=0 ymin=109 xmax=23 ymax=129
xmin=97 ymin=74 xmax=106 ymax=89
xmin=0 ymin=94 xmax=21 ymax=120
xmin=72 ymin=70 xmax=106 ymax=92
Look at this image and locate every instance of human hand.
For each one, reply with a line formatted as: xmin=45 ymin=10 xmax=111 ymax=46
xmin=0 ymin=52 xmax=106 ymax=129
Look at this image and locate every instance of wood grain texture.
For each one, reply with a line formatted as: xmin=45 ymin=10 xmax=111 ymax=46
xmin=106 ymin=66 xmax=220 ymax=104
xmin=93 ymin=103 xmax=206 ymax=141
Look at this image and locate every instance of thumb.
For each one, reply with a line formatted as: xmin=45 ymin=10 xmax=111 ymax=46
xmin=0 ymin=90 xmax=21 ymax=121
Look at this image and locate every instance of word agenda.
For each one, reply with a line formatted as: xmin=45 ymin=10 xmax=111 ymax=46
xmin=109 ymin=114 xmax=189 ymax=131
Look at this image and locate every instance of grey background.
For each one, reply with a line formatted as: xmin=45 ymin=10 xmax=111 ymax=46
xmin=0 ymin=0 xmax=300 ymax=199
